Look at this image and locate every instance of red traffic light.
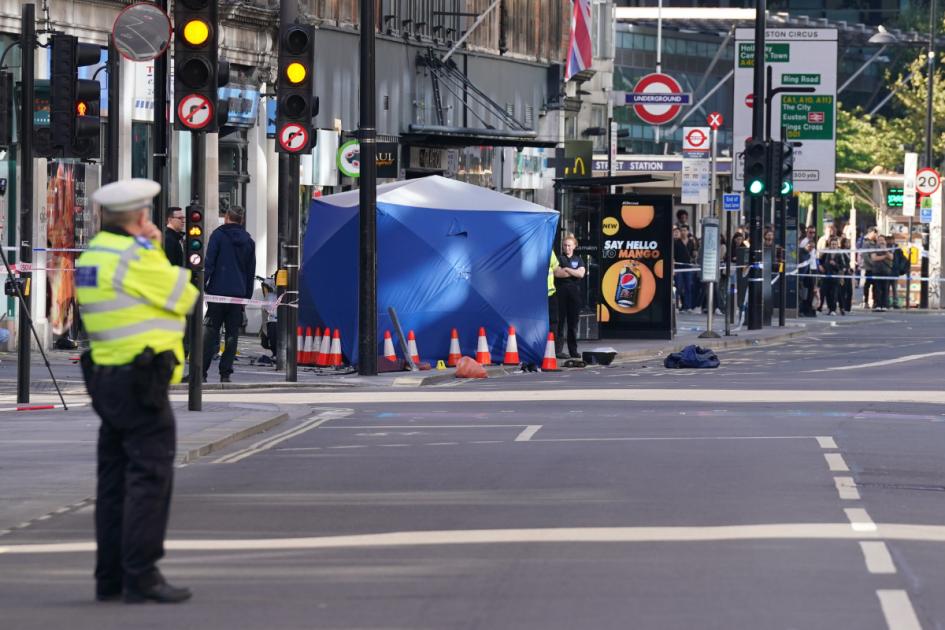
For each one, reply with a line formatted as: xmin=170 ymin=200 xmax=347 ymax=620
xmin=189 ymin=210 xmax=202 ymax=223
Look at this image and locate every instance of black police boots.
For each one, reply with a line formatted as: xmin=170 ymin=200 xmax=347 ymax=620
xmin=123 ymin=580 xmax=192 ymax=604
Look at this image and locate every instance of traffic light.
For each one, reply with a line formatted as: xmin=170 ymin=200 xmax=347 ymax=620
xmin=743 ymin=139 xmax=768 ymax=197
xmin=185 ymin=204 xmax=204 ymax=270
xmin=50 ymin=34 xmax=101 ymax=160
xmin=275 ymin=22 xmax=317 ymax=154
xmin=174 ymin=0 xmax=225 ymax=132
xmin=777 ymin=141 xmax=794 ymax=195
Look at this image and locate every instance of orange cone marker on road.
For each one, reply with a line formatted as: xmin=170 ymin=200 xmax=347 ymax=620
xmin=476 ymin=327 xmax=492 ymax=365
xmin=383 ymin=330 xmax=397 ymax=362
xmin=447 ymin=328 xmax=462 ymax=367
xmin=407 ymin=330 xmax=420 ymax=364
xmin=503 ymin=326 xmax=520 ymax=365
xmin=541 ymin=332 xmax=560 ymax=371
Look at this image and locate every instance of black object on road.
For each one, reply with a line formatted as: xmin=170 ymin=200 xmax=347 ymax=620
xmin=664 ymin=345 xmax=720 ymax=369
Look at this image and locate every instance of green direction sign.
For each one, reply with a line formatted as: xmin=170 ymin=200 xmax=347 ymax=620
xmin=737 ymin=43 xmax=790 ymax=68
xmin=782 ymin=73 xmax=821 ymax=86
xmin=781 ymin=94 xmax=834 ymax=140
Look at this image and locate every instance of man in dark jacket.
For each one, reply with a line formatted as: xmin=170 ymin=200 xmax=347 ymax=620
xmin=163 ymin=207 xmax=185 ymax=267
xmin=202 ymin=206 xmax=256 ymax=382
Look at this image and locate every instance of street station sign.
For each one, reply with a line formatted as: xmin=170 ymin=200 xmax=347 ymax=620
xmin=733 ymin=28 xmax=837 ymax=193
xmin=627 ymin=73 xmax=690 ymax=125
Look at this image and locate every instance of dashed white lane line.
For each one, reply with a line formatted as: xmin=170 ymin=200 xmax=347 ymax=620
xmin=876 ymin=590 xmax=923 ymax=630
xmin=845 ymin=508 xmax=878 ymax=532
xmin=834 ymin=476 xmax=861 ymax=500
xmin=514 ymin=425 xmax=542 ymax=442
xmin=816 ymin=436 xmax=838 ymax=449
xmin=825 ymin=453 xmax=850 ymax=472
xmin=859 ymin=542 xmax=897 ymax=574
xmin=809 ymin=350 xmax=945 ymax=373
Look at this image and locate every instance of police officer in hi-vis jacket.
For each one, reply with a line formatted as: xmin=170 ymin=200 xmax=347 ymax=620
xmin=75 ymin=179 xmax=198 ymax=604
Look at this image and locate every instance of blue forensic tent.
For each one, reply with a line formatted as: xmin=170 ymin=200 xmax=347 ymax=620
xmin=299 ymin=175 xmax=559 ymax=367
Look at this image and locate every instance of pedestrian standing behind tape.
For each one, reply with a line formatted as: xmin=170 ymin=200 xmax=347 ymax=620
xmin=75 ymin=178 xmax=198 ymax=604
xmin=202 ymin=205 xmax=256 ymax=383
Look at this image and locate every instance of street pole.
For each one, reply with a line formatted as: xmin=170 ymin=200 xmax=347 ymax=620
xmin=152 ymin=0 xmax=169 ymax=227
xmin=922 ymin=0 xmax=935 ymax=308
xmin=285 ymin=155 xmax=299 ymax=382
xmin=187 ymin=132 xmax=205 ymax=412
xmin=747 ymin=0 xmax=766 ymax=330
xmin=16 ymin=4 xmax=34 ymax=404
xmin=276 ymin=153 xmax=287 ymax=373
xmin=358 ymin=0 xmax=378 ymax=376
xmin=708 ymin=127 xmax=718 ymax=333
xmin=778 ymin=195 xmax=787 ymax=326
xmin=104 ymin=41 xmax=120 ymax=185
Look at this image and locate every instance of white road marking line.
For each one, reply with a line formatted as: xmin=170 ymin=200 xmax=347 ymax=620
xmin=876 ymin=590 xmax=922 ymax=630
xmin=426 ymin=442 xmax=459 ymax=446
xmin=808 ymin=350 xmax=945 ymax=373
xmin=825 ymin=453 xmax=850 ymax=472
xmin=327 ymin=445 xmax=362 ymax=449
xmin=6 ymin=522 xmax=945 ymax=555
xmin=859 ymin=542 xmax=897 ymax=574
xmin=323 ymin=425 xmax=529 ymax=429
xmin=471 ymin=440 xmax=503 ymax=444
xmin=213 ymin=409 xmax=353 ymax=464
xmin=845 ymin=508 xmax=877 ymax=532
xmin=515 ymin=425 xmax=542 ymax=442
xmin=535 ymin=435 xmax=820 ymax=443
xmin=834 ymin=477 xmax=861 ymax=500
xmin=816 ymin=436 xmax=838 ymax=449
xmin=179 ymin=388 xmax=945 ymax=405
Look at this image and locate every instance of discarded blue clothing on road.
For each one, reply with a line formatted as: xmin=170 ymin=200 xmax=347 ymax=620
xmin=663 ymin=345 xmax=720 ymax=369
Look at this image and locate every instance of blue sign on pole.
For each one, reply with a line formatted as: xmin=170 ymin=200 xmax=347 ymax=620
xmin=723 ymin=193 xmax=741 ymax=212
xmin=920 ymin=207 xmax=933 ymax=224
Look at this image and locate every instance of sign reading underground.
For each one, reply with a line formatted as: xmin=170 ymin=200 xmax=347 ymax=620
xmin=598 ymin=195 xmax=673 ymax=339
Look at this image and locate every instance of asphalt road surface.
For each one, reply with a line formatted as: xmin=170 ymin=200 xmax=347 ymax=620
xmin=2 ymin=314 xmax=944 ymax=630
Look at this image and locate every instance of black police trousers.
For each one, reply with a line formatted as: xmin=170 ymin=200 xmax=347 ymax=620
xmin=556 ymin=283 xmax=581 ymax=358
xmin=87 ymin=364 xmax=176 ymax=592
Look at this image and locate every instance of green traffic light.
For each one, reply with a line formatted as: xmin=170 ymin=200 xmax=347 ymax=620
xmin=748 ymin=179 xmax=765 ymax=195
xmin=780 ymin=181 xmax=792 ymax=195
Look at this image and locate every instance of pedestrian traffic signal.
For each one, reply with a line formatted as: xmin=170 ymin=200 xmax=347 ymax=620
xmin=743 ymin=139 xmax=768 ymax=197
xmin=275 ymin=22 xmax=317 ymax=154
xmin=185 ymin=204 xmax=204 ymax=270
xmin=174 ymin=0 xmax=228 ymax=132
xmin=50 ymin=34 xmax=101 ymax=160
xmin=778 ymin=141 xmax=794 ymax=195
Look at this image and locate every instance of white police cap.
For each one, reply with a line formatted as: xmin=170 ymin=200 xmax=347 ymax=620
xmin=92 ymin=178 xmax=161 ymax=212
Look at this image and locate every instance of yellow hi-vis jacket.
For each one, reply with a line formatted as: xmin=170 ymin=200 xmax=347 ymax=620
xmin=75 ymin=230 xmax=198 ymax=384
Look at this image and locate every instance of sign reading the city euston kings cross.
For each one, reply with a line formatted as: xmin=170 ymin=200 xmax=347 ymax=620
xmin=598 ymin=195 xmax=673 ymax=339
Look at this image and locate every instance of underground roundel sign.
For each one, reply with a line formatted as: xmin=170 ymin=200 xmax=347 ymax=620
xmin=629 ymin=73 xmax=690 ymax=125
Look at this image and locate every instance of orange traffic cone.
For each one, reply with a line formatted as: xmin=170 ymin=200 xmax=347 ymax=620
xmin=476 ymin=327 xmax=491 ymax=365
xmin=541 ymin=332 xmax=559 ymax=371
xmin=383 ymin=330 xmax=397 ymax=362
xmin=447 ymin=328 xmax=462 ymax=367
xmin=503 ymin=326 xmax=520 ymax=365
xmin=316 ymin=328 xmax=331 ymax=366
xmin=296 ymin=326 xmax=304 ymax=365
xmin=407 ymin=330 xmax=420 ymax=364
xmin=309 ymin=327 xmax=321 ymax=364
xmin=328 ymin=329 xmax=343 ymax=366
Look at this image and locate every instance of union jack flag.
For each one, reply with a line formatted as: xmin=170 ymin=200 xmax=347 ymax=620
xmin=565 ymin=0 xmax=593 ymax=81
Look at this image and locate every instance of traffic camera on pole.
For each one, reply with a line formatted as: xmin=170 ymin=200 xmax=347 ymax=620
xmin=185 ymin=205 xmax=204 ymax=271
xmin=743 ymin=139 xmax=768 ymax=197
xmin=174 ymin=0 xmax=227 ymax=133
xmin=275 ymin=22 xmax=317 ymax=154
xmin=50 ymin=34 xmax=101 ymax=160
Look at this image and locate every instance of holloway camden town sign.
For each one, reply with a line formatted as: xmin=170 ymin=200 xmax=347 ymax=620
xmin=733 ymin=28 xmax=838 ymax=193
xmin=626 ymin=73 xmax=691 ymax=125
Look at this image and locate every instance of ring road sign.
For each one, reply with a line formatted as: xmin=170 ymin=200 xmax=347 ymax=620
xmin=627 ymin=73 xmax=690 ymax=125
xmin=278 ymin=123 xmax=310 ymax=153
xmin=707 ymin=112 xmax=724 ymax=130
xmin=916 ymin=167 xmax=941 ymax=196
xmin=176 ymin=94 xmax=213 ymax=130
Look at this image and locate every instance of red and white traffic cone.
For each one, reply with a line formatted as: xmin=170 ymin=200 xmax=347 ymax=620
xmin=447 ymin=328 xmax=462 ymax=367
xmin=296 ymin=326 xmax=304 ymax=365
xmin=475 ymin=327 xmax=491 ymax=365
xmin=316 ymin=328 xmax=331 ymax=366
xmin=383 ymin=330 xmax=397 ymax=362
xmin=328 ymin=329 xmax=343 ymax=366
xmin=407 ymin=330 xmax=420 ymax=364
xmin=308 ymin=327 xmax=321 ymax=364
xmin=541 ymin=332 xmax=560 ymax=371
xmin=503 ymin=326 xmax=520 ymax=365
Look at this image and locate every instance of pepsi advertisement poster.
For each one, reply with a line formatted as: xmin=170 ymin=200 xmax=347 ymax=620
xmin=598 ymin=195 xmax=673 ymax=339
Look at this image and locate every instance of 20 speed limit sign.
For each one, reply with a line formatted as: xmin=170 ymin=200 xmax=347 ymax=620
xmin=916 ymin=167 xmax=941 ymax=196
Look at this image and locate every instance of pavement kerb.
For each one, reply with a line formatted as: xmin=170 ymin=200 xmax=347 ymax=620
xmin=176 ymin=411 xmax=290 ymax=465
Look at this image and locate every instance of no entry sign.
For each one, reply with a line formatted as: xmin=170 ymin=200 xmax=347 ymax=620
xmin=707 ymin=112 xmax=724 ymax=130
xmin=627 ymin=73 xmax=691 ymax=125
